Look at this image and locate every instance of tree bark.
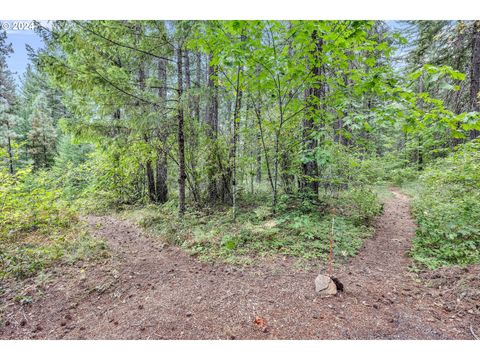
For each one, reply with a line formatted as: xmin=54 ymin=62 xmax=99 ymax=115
xmin=5 ymin=120 xmax=14 ymax=175
xmin=256 ymin=127 xmax=262 ymax=183
xmin=470 ymin=20 xmax=480 ymax=139
xmin=177 ymin=46 xmax=186 ymax=215
xmin=206 ymin=52 xmax=219 ymax=203
xmin=155 ymin=57 xmax=169 ymax=203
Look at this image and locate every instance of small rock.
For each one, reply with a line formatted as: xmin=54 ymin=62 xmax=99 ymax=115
xmin=60 ymin=321 xmax=67 ymax=327
xmin=186 ymin=312 xmax=192 ymax=317
xmin=315 ymin=275 xmax=330 ymax=291
xmin=315 ymin=274 xmax=337 ymax=296
xmin=20 ymin=319 xmax=27 ymax=327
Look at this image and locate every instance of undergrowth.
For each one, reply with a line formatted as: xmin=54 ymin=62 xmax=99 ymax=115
xmin=0 ymin=225 xmax=109 ymax=280
xmin=0 ymin=167 xmax=109 ymax=280
xmin=406 ymin=141 xmax=480 ymax=269
xmin=123 ymin=187 xmax=382 ymax=265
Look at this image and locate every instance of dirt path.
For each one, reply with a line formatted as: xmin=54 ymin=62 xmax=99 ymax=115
xmin=1 ymin=189 xmax=478 ymax=339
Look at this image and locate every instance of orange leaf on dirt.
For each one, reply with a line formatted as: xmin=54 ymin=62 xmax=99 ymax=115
xmin=254 ymin=316 xmax=266 ymax=327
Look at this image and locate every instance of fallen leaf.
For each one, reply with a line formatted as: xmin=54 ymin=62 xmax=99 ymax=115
xmin=254 ymin=316 xmax=266 ymax=327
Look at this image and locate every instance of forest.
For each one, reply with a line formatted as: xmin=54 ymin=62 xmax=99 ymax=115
xmin=0 ymin=20 xmax=480 ymax=340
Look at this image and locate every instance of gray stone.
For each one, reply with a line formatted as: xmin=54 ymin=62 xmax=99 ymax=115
xmin=315 ymin=274 xmax=337 ymax=296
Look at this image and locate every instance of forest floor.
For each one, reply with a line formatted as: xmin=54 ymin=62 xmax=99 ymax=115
xmin=1 ymin=188 xmax=479 ymax=339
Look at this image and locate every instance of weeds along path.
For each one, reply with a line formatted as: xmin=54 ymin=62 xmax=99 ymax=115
xmin=1 ymin=189 xmax=477 ymax=339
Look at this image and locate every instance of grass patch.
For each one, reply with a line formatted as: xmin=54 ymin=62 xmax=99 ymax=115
xmin=0 ymin=223 xmax=109 ymax=280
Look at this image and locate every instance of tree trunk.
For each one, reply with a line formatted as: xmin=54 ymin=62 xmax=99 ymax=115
xmin=155 ymin=146 xmax=168 ymax=203
xmin=302 ymin=30 xmax=323 ymax=195
xmin=7 ymin=136 xmax=14 ymax=175
xmin=177 ymin=46 xmax=186 ymax=215
xmin=256 ymin=130 xmax=262 ymax=183
xmin=206 ymin=52 xmax=219 ymax=203
xmin=229 ymin=64 xmax=244 ymax=219
xmin=5 ymin=120 xmax=14 ymax=175
xmin=184 ymin=50 xmax=201 ymax=203
xmin=146 ymin=161 xmax=156 ymax=202
xmin=470 ymin=20 xmax=480 ymax=139
xmin=195 ymin=52 xmax=201 ymax=122
xmin=155 ymin=57 xmax=169 ymax=204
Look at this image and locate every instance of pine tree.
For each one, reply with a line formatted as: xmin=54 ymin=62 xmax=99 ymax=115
xmin=0 ymin=30 xmax=18 ymax=174
xmin=27 ymin=93 xmax=57 ymax=169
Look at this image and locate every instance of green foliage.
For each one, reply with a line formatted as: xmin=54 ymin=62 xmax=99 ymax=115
xmin=126 ymin=186 xmax=382 ymax=264
xmin=0 ymin=164 xmax=108 ymax=280
xmin=52 ymin=142 xmax=155 ymax=211
xmin=0 ymin=227 xmax=108 ymax=280
xmin=332 ymin=187 xmax=383 ymax=226
xmin=0 ymin=166 xmax=75 ymax=241
xmin=388 ymin=166 xmax=419 ymax=186
xmin=27 ymin=93 xmax=58 ymax=169
xmin=409 ymin=141 xmax=480 ymax=269
xmin=50 ymin=135 xmax=94 ymax=201
xmin=1 ymin=239 xmax=63 ymax=279
xmin=3 ymin=20 xmax=480 ymax=279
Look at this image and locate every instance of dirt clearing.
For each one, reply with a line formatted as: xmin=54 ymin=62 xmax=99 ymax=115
xmin=1 ymin=189 xmax=479 ymax=339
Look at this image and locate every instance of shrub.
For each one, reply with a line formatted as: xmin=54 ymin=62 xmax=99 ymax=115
xmin=0 ymin=167 xmax=76 ymax=241
xmin=0 ymin=166 xmax=107 ymax=280
xmin=410 ymin=141 xmax=480 ymax=269
xmin=332 ymin=187 xmax=383 ymax=226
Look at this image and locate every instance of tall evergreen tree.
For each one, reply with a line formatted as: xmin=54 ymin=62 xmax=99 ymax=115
xmin=0 ymin=30 xmax=18 ymax=175
xmin=27 ymin=93 xmax=57 ymax=169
